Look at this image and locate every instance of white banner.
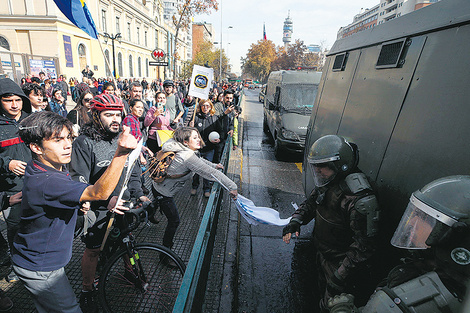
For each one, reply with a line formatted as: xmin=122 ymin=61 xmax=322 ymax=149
xmin=188 ymin=65 xmax=213 ymax=100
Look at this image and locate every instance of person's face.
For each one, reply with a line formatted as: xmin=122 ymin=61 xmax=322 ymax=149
xmin=156 ymin=93 xmax=166 ymax=107
xmin=33 ymin=127 xmax=73 ymax=171
xmin=184 ymin=130 xmax=201 ymax=151
xmin=29 ymin=91 xmax=43 ymax=109
xmin=131 ymin=101 xmax=144 ymax=118
xmin=104 ymin=86 xmax=115 ymax=94
xmin=1 ymin=95 xmax=23 ymax=120
xmin=82 ymin=94 xmax=93 ymax=110
xmin=100 ymin=110 xmax=122 ymax=134
xmin=53 ymin=91 xmax=63 ymax=102
xmin=201 ymin=102 xmax=211 ymax=114
xmin=41 ymin=100 xmax=48 ymax=109
xmin=130 ymin=86 xmax=142 ymax=100
xmin=164 ymin=85 xmax=173 ymax=95
xmin=39 ymin=73 xmax=45 ymax=80
xmin=224 ymin=93 xmax=233 ymax=105
xmin=313 ymin=165 xmax=335 ymax=181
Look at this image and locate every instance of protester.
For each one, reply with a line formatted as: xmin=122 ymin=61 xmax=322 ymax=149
xmin=162 ymin=80 xmax=183 ymax=127
xmin=13 ymin=110 xmax=137 ymax=313
xmin=182 ymin=93 xmax=197 ymax=127
xmin=67 ymin=91 xmax=93 ymax=137
xmin=69 ymin=94 xmax=149 ymax=313
xmin=144 ymin=91 xmax=172 ymax=153
xmin=82 ymin=65 xmax=94 ymax=79
xmin=190 ymin=99 xmax=223 ymax=197
xmin=151 ymin=127 xmax=237 ymax=265
xmin=49 ymin=88 xmax=67 ymax=117
xmin=22 ymin=82 xmax=45 ymax=113
xmin=144 ymin=83 xmax=155 ymax=107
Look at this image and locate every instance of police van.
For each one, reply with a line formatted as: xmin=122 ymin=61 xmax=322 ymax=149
xmin=263 ymin=70 xmax=322 ymax=159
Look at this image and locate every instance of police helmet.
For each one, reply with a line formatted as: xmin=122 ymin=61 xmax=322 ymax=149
xmin=391 ymin=176 xmax=470 ymax=276
xmin=308 ymin=135 xmax=358 ymax=186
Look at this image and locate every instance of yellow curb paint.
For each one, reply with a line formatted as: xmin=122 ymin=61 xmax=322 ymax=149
xmin=295 ymin=163 xmax=302 ymax=173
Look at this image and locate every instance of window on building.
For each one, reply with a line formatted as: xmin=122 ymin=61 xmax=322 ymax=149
xmin=146 ymin=58 xmax=149 ymax=77
xmin=137 ymin=27 xmax=140 ymax=45
xmin=102 ymin=10 xmax=107 ymax=32
xmin=144 ymin=31 xmax=148 ymax=47
xmin=155 ymin=30 xmax=158 ymax=48
xmin=127 ymin=22 xmax=131 ymax=41
xmin=116 ymin=16 xmax=120 ymax=34
xmin=0 ymin=36 xmax=10 ymax=51
xmin=118 ymin=52 xmax=123 ymax=77
xmin=129 ymin=55 xmax=133 ymax=77
xmin=104 ymin=50 xmax=111 ymax=77
xmin=138 ymin=57 xmax=142 ymax=77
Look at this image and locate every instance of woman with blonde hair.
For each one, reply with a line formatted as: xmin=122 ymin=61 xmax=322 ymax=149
xmin=190 ymin=99 xmax=224 ymax=197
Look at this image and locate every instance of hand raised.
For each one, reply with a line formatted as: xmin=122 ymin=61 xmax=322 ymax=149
xmin=116 ymin=126 xmax=138 ymax=155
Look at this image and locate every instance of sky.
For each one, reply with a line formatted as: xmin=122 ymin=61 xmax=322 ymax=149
xmin=194 ymin=0 xmax=379 ymax=75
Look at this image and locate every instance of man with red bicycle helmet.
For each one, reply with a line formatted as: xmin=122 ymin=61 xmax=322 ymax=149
xmin=70 ymin=93 xmax=149 ymax=313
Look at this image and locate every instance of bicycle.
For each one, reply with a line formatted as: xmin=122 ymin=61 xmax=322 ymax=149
xmin=94 ymin=199 xmax=186 ymax=313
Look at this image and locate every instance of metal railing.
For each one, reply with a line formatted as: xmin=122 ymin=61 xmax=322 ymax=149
xmin=173 ymin=91 xmax=244 ymax=312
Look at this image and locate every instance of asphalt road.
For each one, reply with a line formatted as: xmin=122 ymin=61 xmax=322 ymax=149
xmin=235 ymin=89 xmax=317 ymax=313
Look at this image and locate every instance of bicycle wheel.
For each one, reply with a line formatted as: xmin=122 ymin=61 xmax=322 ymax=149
xmin=99 ymin=243 xmax=186 ymax=313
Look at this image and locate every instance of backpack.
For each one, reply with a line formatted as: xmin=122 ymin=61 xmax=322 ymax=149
xmin=144 ymin=150 xmax=189 ymax=183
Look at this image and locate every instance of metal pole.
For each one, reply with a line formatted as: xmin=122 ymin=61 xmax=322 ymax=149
xmin=220 ymin=0 xmax=222 ymax=81
xmin=112 ymin=38 xmax=116 ymax=78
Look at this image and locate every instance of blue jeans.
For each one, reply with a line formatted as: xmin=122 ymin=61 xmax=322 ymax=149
xmin=192 ymin=149 xmax=215 ymax=192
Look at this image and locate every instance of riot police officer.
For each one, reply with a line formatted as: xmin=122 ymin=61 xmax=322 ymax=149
xmin=282 ymin=135 xmax=380 ymax=311
xmin=328 ymin=175 xmax=470 ymax=313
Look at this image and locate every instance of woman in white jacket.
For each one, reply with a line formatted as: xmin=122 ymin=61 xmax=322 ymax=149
xmin=151 ymin=126 xmax=237 ymax=266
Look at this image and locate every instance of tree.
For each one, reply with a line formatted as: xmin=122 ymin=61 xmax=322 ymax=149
xmin=241 ymin=40 xmax=277 ymax=82
xmin=171 ymin=0 xmax=219 ymax=79
xmin=181 ymin=40 xmax=229 ymax=80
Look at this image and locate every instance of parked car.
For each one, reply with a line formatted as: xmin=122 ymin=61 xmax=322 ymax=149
xmin=259 ymin=86 xmax=266 ymax=103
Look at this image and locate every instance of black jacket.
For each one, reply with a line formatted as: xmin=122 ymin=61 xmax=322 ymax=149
xmin=194 ymin=112 xmax=224 ymax=153
xmin=0 ymin=112 xmax=32 ymax=194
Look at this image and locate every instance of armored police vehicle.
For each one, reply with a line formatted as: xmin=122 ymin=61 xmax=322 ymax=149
xmin=303 ymin=0 xmax=470 ymax=249
xmin=263 ymin=70 xmax=322 ymax=159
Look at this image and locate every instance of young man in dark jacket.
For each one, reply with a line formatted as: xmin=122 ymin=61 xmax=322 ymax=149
xmin=0 ymin=78 xmax=32 ymax=282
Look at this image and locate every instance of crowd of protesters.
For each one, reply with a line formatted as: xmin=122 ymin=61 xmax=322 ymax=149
xmin=1 ymin=70 xmax=243 ymax=312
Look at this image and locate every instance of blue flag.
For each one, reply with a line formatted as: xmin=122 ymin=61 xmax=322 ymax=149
xmin=54 ymin=0 xmax=98 ymax=39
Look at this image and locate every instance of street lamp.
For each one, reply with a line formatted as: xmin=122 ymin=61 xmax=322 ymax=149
xmin=103 ymin=33 xmax=122 ymax=78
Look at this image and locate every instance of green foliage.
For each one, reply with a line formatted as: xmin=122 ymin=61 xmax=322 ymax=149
xmin=182 ymin=40 xmax=230 ymax=80
xmin=241 ymin=40 xmax=276 ymax=83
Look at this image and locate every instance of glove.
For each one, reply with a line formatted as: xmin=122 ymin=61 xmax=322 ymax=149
xmin=327 ymin=293 xmax=357 ymax=313
xmin=282 ymin=220 xmax=301 ymax=237
xmin=326 ymin=271 xmax=346 ymax=297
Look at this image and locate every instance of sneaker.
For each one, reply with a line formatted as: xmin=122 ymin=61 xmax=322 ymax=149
xmin=79 ymin=290 xmax=98 ymax=313
xmin=204 ymin=191 xmax=211 ymax=198
xmin=190 ymin=189 xmax=197 ymax=196
xmin=0 ymin=290 xmax=13 ymax=312
xmin=4 ymin=271 xmax=18 ymax=283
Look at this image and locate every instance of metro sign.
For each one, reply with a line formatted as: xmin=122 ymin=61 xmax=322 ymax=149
xmin=151 ymin=49 xmax=166 ymax=61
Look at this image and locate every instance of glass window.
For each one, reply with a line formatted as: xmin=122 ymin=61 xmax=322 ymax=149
xmin=129 ymin=55 xmax=133 ymax=77
xmin=146 ymin=58 xmax=149 ymax=77
xmin=127 ymin=22 xmax=131 ymax=41
xmin=118 ymin=52 xmax=123 ymax=77
xmin=116 ymin=16 xmax=120 ymax=34
xmin=144 ymin=31 xmax=147 ymax=46
xmin=137 ymin=27 xmax=140 ymax=45
xmin=138 ymin=57 xmax=142 ymax=77
xmin=104 ymin=50 xmax=111 ymax=77
xmin=102 ymin=10 xmax=107 ymax=32
xmin=0 ymin=36 xmax=10 ymax=51
xmin=155 ymin=30 xmax=158 ymax=48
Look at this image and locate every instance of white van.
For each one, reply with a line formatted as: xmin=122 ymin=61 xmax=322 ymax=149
xmin=263 ymin=70 xmax=322 ymax=159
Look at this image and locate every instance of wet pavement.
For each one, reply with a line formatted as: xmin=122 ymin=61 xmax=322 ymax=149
xmin=203 ymin=89 xmax=317 ymax=313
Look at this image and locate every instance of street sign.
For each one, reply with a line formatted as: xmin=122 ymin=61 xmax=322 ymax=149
xmin=149 ymin=61 xmax=168 ymax=66
xmin=151 ymin=49 xmax=166 ymax=61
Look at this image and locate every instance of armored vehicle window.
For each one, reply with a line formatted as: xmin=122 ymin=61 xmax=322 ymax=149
xmin=332 ymin=52 xmax=348 ymax=71
xmin=376 ymin=39 xmax=407 ymax=69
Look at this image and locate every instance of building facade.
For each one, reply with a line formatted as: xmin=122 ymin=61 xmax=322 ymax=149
xmin=0 ymin=0 xmax=191 ymax=83
xmin=191 ymin=22 xmax=213 ymax=59
xmin=337 ymin=0 xmax=439 ymax=39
